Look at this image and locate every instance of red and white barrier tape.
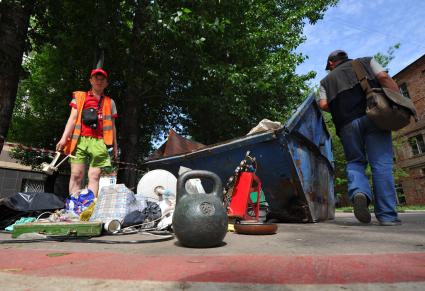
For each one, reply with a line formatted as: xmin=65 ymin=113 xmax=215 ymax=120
xmin=4 ymin=142 xmax=141 ymax=170
xmin=4 ymin=142 xmax=56 ymax=155
xmin=114 ymin=160 xmax=139 ymax=167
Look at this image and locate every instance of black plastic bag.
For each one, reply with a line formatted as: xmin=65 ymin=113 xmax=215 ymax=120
xmin=0 ymin=192 xmax=65 ymax=229
xmin=122 ymin=201 xmax=162 ymax=228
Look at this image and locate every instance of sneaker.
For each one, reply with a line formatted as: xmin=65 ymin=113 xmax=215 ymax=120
xmin=379 ymin=218 xmax=402 ymax=226
xmin=353 ymin=192 xmax=371 ymax=223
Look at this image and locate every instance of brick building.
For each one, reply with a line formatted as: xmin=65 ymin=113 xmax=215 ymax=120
xmin=393 ymin=54 xmax=425 ymax=205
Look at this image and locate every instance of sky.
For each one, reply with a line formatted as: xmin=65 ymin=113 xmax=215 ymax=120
xmin=296 ymin=0 xmax=425 ymax=87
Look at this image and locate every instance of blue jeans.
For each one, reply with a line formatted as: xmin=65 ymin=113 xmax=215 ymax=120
xmin=339 ymin=115 xmax=398 ymax=222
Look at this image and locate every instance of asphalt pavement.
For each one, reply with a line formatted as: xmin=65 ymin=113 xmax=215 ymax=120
xmin=0 ymin=212 xmax=424 ymax=290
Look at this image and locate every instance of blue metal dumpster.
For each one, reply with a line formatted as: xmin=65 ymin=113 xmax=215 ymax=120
xmin=144 ymin=94 xmax=335 ymax=222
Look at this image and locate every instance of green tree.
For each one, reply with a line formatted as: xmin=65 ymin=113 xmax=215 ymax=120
xmin=0 ymin=0 xmax=34 ymax=152
xmin=373 ymin=43 xmax=400 ymax=73
xmin=8 ymin=0 xmax=136 ymax=168
xmin=8 ymin=0 xmax=338 ymax=188
xmin=159 ymin=1 xmax=337 ymax=144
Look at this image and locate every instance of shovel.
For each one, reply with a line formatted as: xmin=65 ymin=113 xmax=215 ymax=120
xmin=41 ymin=152 xmax=76 ymax=175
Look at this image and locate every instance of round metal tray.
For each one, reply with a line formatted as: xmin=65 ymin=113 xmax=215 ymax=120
xmin=234 ymin=222 xmax=278 ymax=235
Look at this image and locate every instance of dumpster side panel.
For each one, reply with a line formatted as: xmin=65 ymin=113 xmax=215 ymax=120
xmin=285 ymin=94 xmax=334 ymax=168
xmin=284 ymin=94 xmax=335 ymax=222
xmin=144 ymin=132 xmax=279 ymax=183
xmin=286 ymin=136 xmax=335 ymax=222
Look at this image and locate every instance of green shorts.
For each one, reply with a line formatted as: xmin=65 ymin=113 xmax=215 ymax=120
xmin=70 ymin=136 xmax=111 ymax=168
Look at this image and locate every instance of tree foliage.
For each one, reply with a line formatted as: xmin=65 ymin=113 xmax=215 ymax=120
xmin=157 ymin=1 xmax=338 ymax=143
xmin=0 ymin=0 xmax=33 ymax=152
xmin=7 ymin=0 xmax=338 ymax=186
xmin=373 ymin=43 xmax=401 ymax=72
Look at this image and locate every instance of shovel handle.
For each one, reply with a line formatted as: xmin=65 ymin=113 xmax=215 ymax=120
xmin=54 ymin=153 xmax=76 ymax=168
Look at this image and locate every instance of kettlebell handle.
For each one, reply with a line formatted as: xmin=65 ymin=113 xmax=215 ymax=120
xmin=176 ymin=170 xmax=223 ymax=203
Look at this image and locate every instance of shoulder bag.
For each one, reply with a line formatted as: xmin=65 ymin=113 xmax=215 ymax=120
xmin=351 ymin=59 xmax=417 ymax=131
xmin=82 ymin=95 xmax=103 ymax=129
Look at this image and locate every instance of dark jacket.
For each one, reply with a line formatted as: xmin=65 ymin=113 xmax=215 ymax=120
xmin=320 ymin=57 xmax=380 ymax=134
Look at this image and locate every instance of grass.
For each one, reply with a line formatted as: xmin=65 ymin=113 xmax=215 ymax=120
xmin=336 ymin=205 xmax=425 ymax=213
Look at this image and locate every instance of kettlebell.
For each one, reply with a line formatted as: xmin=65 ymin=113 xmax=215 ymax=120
xmin=173 ymin=170 xmax=228 ymax=248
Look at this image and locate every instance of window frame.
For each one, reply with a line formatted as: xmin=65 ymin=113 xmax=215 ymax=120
xmin=409 ymin=134 xmax=425 ymax=156
xmin=399 ymin=82 xmax=410 ymax=99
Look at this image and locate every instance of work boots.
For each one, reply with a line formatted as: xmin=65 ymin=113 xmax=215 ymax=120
xmin=353 ymin=192 xmax=371 ymax=223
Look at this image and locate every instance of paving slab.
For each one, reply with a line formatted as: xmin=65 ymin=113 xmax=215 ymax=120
xmin=0 ymin=212 xmax=424 ymax=290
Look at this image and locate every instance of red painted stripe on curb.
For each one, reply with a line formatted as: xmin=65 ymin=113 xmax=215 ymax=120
xmin=0 ymin=249 xmax=424 ymax=284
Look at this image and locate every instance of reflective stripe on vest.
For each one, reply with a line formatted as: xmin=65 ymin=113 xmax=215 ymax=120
xmin=102 ymin=96 xmax=114 ymax=146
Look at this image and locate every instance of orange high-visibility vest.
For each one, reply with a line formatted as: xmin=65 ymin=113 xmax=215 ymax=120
xmin=64 ymin=91 xmax=114 ymax=155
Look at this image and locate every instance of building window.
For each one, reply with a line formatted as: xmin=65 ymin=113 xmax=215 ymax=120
xmin=409 ymin=134 xmax=425 ymax=156
xmin=400 ymin=83 xmax=410 ymax=99
xmin=21 ymin=179 xmax=44 ymax=193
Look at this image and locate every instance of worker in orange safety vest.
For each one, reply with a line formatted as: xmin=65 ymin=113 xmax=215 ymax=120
xmin=56 ymin=68 xmax=118 ymax=197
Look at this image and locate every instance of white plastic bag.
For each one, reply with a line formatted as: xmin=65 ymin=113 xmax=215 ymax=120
xmin=90 ymin=184 xmax=144 ymax=223
xmin=154 ymin=189 xmax=174 ymax=230
xmin=178 ymin=166 xmax=206 ymax=194
xmin=246 ymin=119 xmax=282 ymax=135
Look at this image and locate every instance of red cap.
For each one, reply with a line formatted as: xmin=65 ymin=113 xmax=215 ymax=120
xmin=90 ymin=68 xmax=108 ymax=78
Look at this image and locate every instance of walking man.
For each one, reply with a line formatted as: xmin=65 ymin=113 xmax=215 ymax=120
xmin=319 ymin=50 xmax=401 ymax=226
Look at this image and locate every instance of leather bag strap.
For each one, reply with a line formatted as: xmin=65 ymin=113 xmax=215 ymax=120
xmin=351 ymin=59 xmax=372 ymax=95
